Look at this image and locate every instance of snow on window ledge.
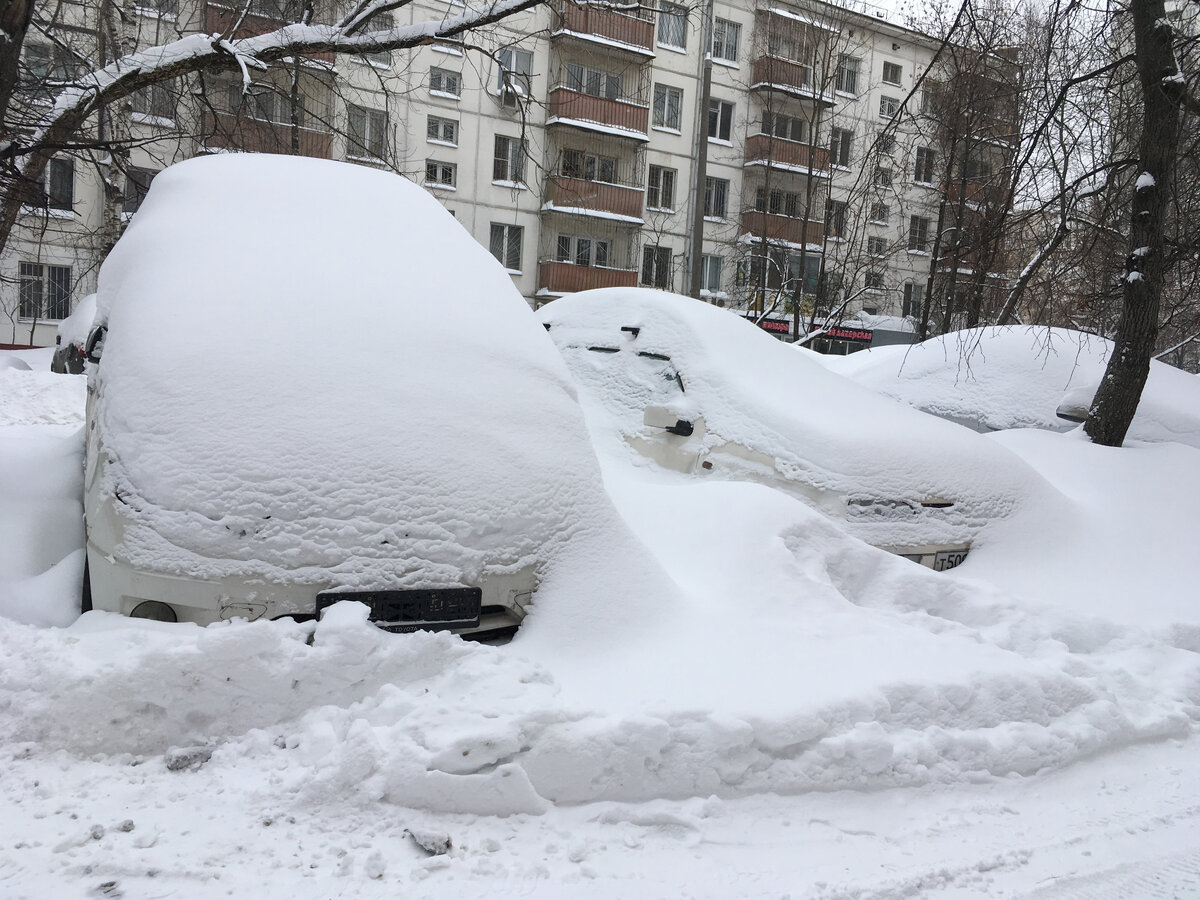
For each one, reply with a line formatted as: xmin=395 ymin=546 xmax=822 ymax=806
xmin=132 ymin=112 xmax=175 ymax=128
xmin=491 ymin=180 xmax=527 ymax=191
xmin=19 ymin=205 xmax=74 ymax=220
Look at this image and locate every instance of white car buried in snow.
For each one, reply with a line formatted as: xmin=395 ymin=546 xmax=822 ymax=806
xmin=539 ymin=289 xmax=1035 ymax=570
xmin=83 ymin=155 xmax=612 ymax=636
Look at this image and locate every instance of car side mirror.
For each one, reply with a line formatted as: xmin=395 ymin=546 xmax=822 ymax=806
xmin=85 ymin=326 xmax=107 ymax=364
xmin=644 ymin=405 xmax=694 ymax=436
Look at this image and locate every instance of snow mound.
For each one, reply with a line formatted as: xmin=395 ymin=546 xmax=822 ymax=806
xmin=826 ymin=326 xmax=1200 ymax=446
xmin=0 ymin=369 xmax=85 ymax=427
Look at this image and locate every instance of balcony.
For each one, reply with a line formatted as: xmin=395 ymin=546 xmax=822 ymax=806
xmin=742 ymin=211 xmax=824 ymax=247
xmin=204 ymin=2 xmax=334 ymax=63
xmin=554 ymin=1 xmax=655 ymax=53
xmin=744 ymin=134 xmax=829 ymax=173
xmin=539 ymin=261 xmax=638 ymax=294
xmin=202 ymin=111 xmax=332 ymax=158
xmin=750 ymin=57 xmax=834 ymax=105
xmin=946 ymin=178 xmax=1007 ymax=209
xmin=547 ymin=88 xmax=650 ymax=140
xmin=544 ymin=175 xmax=644 ymax=221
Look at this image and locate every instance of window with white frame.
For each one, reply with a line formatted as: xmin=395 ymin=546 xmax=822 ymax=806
xmin=701 ymin=254 xmax=723 ymax=292
xmin=657 ymin=1 xmax=687 ymax=48
xmin=123 ymin=167 xmax=157 ymax=213
xmin=425 ymin=160 xmax=456 ymax=187
xmin=913 ymin=146 xmax=935 ymax=184
xmin=496 ymin=47 xmax=532 ymax=105
xmin=565 ymin=63 xmax=621 ymax=100
xmin=835 ymin=55 xmax=859 ymax=94
xmin=427 ymin=115 xmax=458 ymax=145
xmin=908 ymin=215 xmax=931 ymax=251
xmin=902 ymin=281 xmax=924 ymax=317
xmin=642 ymin=244 xmax=672 ymax=288
xmin=870 ymin=201 xmax=890 ymax=223
xmin=229 ymin=84 xmax=300 ymax=126
xmin=767 ymin=29 xmax=814 ymax=67
xmin=867 ymin=235 xmax=888 ymax=256
xmin=708 ymin=98 xmax=733 ymax=141
xmin=865 ymin=271 xmax=885 ymax=291
xmin=360 ymin=12 xmax=393 ymax=65
xmin=652 ymin=83 xmax=683 ymax=130
xmin=132 ymin=82 xmax=176 ymax=120
xmin=756 ymin=187 xmax=805 ymax=218
xmin=882 ymin=61 xmax=903 ymax=85
xmin=829 ymin=126 xmax=852 ymax=166
xmin=563 ymin=149 xmax=616 ymax=183
xmin=33 ymin=158 xmax=75 ymax=211
xmin=647 ymin=165 xmax=676 ymax=210
xmin=489 ymin=223 xmax=523 ymax=271
xmin=879 ymin=95 xmax=900 ymax=118
xmin=761 ymin=110 xmax=806 ymax=142
xmin=18 ymin=262 xmax=71 ymax=320
xmin=704 ymin=176 xmax=729 ymax=218
xmin=429 ymin=67 xmax=461 ymax=97
xmin=825 ymin=198 xmax=847 ymax=237
xmin=874 ymin=167 xmax=892 ymax=187
xmin=347 ymin=104 xmax=387 ymax=159
xmin=22 ymin=42 xmax=75 ymax=94
xmin=493 ymin=134 xmax=527 ymax=183
xmin=711 ymin=18 xmax=740 ymax=62
xmin=877 ymin=131 xmax=895 ymax=152
xmin=556 ymin=234 xmax=610 ymax=268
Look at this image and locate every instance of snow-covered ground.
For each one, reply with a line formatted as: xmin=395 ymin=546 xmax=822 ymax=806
xmin=2 ymin=341 xmax=1200 ymax=898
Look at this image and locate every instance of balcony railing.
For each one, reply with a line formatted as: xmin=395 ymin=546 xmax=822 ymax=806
xmin=204 ymin=2 xmax=334 ymax=63
xmin=547 ymin=87 xmax=650 ymax=139
xmin=946 ymin=178 xmax=1006 ymax=208
xmin=750 ymin=57 xmax=834 ymax=105
xmin=202 ymin=111 xmax=332 ymax=159
xmin=545 ymin=175 xmax=644 ymax=219
xmin=539 ymin=261 xmax=638 ymax=294
xmin=744 ymin=134 xmax=830 ymax=172
xmin=742 ymin=211 xmax=825 ymax=246
xmin=555 ymin=1 xmax=655 ymax=51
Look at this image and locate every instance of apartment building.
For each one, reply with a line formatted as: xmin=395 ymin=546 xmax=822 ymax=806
xmin=4 ymin=0 xmax=1018 ymax=348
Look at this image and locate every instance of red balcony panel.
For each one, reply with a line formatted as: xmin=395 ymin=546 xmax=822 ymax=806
xmin=204 ymin=3 xmax=334 ymax=63
xmin=557 ymin=2 xmax=654 ymax=51
xmin=548 ymin=88 xmax=649 ymax=138
xmin=753 ymin=57 xmax=813 ymax=93
xmin=742 ymin=211 xmax=824 ymax=246
xmin=946 ymin=179 xmax=1006 ymax=208
xmin=744 ymin=134 xmax=829 ymax=171
xmin=547 ymin=176 xmax=643 ymax=219
xmin=539 ymin=261 xmax=638 ymax=294
xmin=203 ymin=111 xmax=332 ymax=158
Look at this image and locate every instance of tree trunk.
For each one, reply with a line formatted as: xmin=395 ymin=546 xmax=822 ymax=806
xmin=1084 ymin=0 xmax=1181 ymax=446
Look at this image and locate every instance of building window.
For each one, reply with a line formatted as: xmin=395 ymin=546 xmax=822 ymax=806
xmin=652 ymin=83 xmax=683 ymax=130
xmin=647 ymin=165 xmax=676 ymax=210
xmin=877 ymin=131 xmax=895 ymax=152
xmin=704 ymin=177 xmax=729 ymax=218
xmin=496 ymin=47 xmax=532 ymax=105
xmin=882 ymin=61 xmax=903 ymax=85
xmin=874 ymin=167 xmax=892 ymax=187
xmin=829 ymin=127 xmax=852 ymax=166
xmin=712 ymin=18 xmax=740 ymax=62
xmin=657 ymin=1 xmax=687 ymax=49
xmin=902 ymin=281 xmax=924 ymax=317
xmin=493 ymin=134 xmax=527 ymax=183
xmin=708 ymin=99 xmax=733 ymax=141
xmin=489 ymin=223 xmax=523 ymax=271
xmin=566 ymin=63 xmax=621 ymax=100
xmin=756 ymin=188 xmax=804 ymax=218
xmin=360 ymin=12 xmax=393 ymax=65
xmin=563 ymin=149 xmax=616 ymax=183
xmin=701 ymin=254 xmax=723 ymax=292
xmin=18 ymin=262 xmax=71 ymax=320
xmin=425 ymin=160 xmax=456 ymax=187
xmin=22 ymin=42 xmax=75 ymax=96
xmin=867 ymin=236 xmax=888 ymax=256
xmin=41 ymin=158 xmax=74 ymax=211
xmin=914 ymin=146 xmax=935 ymax=184
xmin=870 ymin=202 xmax=890 ymax=223
xmin=429 ymin=67 xmax=461 ymax=97
xmin=825 ymin=199 xmax=847 ymax=238
xmin=767 ymin=29 xmax=814 ymax=67
xmin=835 ymin=55 xmax=859 ymax=94
xmin=641 ymin=244 xmax=672 ymax=288
xmin=865 ymin=271 xmax=885 ymax=291
xmin=132 ymin=82 xmax=176 ymax=120
xmin=908 ymin=215 xmax=931 ymax=251
xmin=879 ymin=95 xmax=900 ymax=119
xmin=229 ymin=83 xmax=302 ymax=126
xmin=427 ymin=115 xmax=458 ymax=145
xmin=347 ymin=104 xmax=387 ymax=159
xmin=761 ymin=110 xmax=806 ymax=142
xmin=966 ymin=157 xmax=993 ymax=180
xmin=122 ymin=167 xmax=157 ymax=213
xmin=556 ymin=234 xmax=610 ymax=267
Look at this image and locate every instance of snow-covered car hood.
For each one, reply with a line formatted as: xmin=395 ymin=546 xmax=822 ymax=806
xmin=89 ymin=155 xmax=608 ymax=587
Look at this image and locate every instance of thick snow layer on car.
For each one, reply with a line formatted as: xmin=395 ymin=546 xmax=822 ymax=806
xmin=825 ymin=326 xmax=1200 ymax=445
xmin=90 ymin=155 xmax=623 ymax=590
xmin=54 ymin=292 xmax=96 ymax=349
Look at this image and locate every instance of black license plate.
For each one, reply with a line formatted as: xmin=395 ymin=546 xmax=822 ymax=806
xmin=316 ymin=587 xmax=481 ymax=633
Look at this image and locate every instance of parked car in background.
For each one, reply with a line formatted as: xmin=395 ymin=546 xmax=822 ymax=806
xmin=539 ymin=289 xmax=1038 ymax=570
xmin=50 ymin=294 xmax=96 ymax=375
xmin=84 ymin=155 xmax=612 ymax=636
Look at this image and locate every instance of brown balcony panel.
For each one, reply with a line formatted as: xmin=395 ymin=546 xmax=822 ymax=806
xmin=547 ymin=176 xmax=644 ymax=219
xmin=204 ymin=112 xmax=332 ymax=159
xmin=548 ymin=88 xmax=649 ymax=138
xmin=752 ymin=57 xmax=817 ymax=95
xmin=742 ymin=211 xmax=824 ymax=246
xmin=745 ymin=134 xmax=829 ymax=171
xmin=946 ymin=180 xmax=1005 ymax=207
xmin=557 ymin=3 xmax=654 ymax=51
xmin=539 ymin=261 xmax=638 ymax=294
xmin=205 ymin=3 xmax=333 ymax=62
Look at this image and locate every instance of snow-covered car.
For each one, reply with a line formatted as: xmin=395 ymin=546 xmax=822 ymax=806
xmin=83 ymin=155 xmax=612 ymax=636
xmin=50 ymin=293 xmax=96 ymax=375
xmin=539 ymin=289 xmax=1036 ymax=570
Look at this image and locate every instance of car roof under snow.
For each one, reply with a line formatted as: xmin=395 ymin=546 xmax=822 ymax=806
xmin=92 ymin=155 xmax=607 ymax=586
